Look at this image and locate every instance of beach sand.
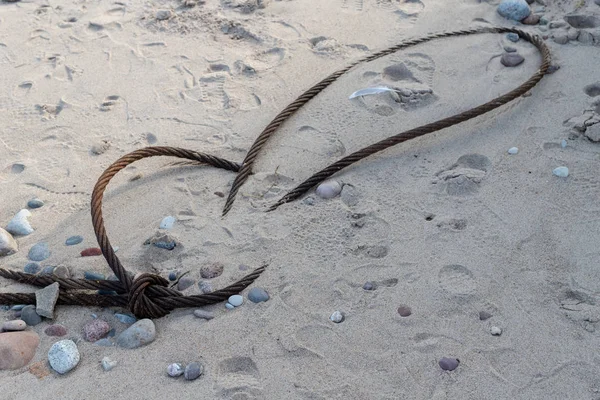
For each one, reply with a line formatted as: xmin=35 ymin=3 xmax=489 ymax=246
xmin=1 ymin=0 xmax=600 ymax=398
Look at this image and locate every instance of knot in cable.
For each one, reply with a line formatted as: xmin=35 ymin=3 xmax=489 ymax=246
xmin=128 ymin=273 xmax=170 ymax=319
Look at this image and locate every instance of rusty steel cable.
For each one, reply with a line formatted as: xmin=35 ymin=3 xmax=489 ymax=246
xmin=0 ymin=27 xmax=550 ymax=319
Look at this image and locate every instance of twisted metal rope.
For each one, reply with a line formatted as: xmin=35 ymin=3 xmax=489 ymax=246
xmin=0 ymin=27 xmax=550 ymax=319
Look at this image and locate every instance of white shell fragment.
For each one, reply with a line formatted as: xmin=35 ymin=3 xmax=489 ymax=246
xmin=6 ymin=209 xmax=34 ymax=236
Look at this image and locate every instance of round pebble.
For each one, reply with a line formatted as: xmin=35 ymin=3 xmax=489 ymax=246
xmin=521 ymin=14 xmax=540 ymax=25
xmin=65 ymin=235 xmax=83 ymax=246
xmin=193 ymin=309 xmax=215 ymax=320
xmin=2 ymin=320 xmax=27 ymax=331
xmin=497 ymin=0 xmax=531 ymax=21
xmin=6 ymin=209 xmax=34 ymax=236
xmin=115 ymin=313 xmax=137 ymax=325
xmin=553 ymin=166 xmax=569 ymax=177
xmin=167 ymin=363 xmax=184 ymax=377
xmin=491 ymin=326 xmax=503 ymax=336
xmin=101 ymin=357 xmax=117 ymax=371
xmin=501 ymin=53 xmax=524 ymax=67
xmin=48 ymin=339 xmax=80 ymax=374
xmin=315 ymin=180 xmax=342 ymax=199
xmin=439 ymin=357 xmax=460 ymax=371
xmin=200 ymin=262 xmax=224 ymax=279
xmin=397 ymin=305 xmax=412 ymax=317
xmin=184 ymin=362 xmax=204 ymax=380
xmin=159 ymin=216 xmax=176 ymax=229
xmin=41 ymin=265 xmax=55 ymax=275
xmin=21 ymin=305 xmax=42 ymax=326
xmin=24 ymin=262 xmax=41 ymax=274
xmin=177 ymin=277 xmax=195 ymax=291
xmin=44 ymin=324 xmax=67 ymax=337
xmin=225 ymin=303 xmax=235 ymax=310
xmin=0 ymin=228 xmax=18 ymax=256
xmin=507 ymin=147 xmax=519 ymax=155
xmin=330 ymin=311 xmax=345 ymax=323
xmin=228 ymin=295 xmax=244 ymax=307
xmin=247 ymin=288 xmax=270 ymax=303
xmin=116 ymin=319 xmax=156 ymax=349
xmin=10 ymin=163 xmax=24 ymax=174
xmin=506 ymin=32 xmax=519 ymax=42
xmin=168 ymin=271 xmax=177 ymax=281
xmin=27 ymin=198 xmax=44 ymax=209
xmin=363 ymin=281 xmax=376 ymax=290
xmin=28 ymin=242 xmax=51 ymax=262
xmin=83 ymin=319 xmax=111 ymax=342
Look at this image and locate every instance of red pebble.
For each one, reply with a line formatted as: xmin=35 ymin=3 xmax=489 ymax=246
xmin=81 ymin=248 xmax=102 ymax=257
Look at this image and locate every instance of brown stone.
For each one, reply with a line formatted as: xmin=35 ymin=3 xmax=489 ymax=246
xmin=0 ymin=331 xmax=40 ymax=370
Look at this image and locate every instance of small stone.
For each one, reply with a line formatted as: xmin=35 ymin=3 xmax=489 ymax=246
xmin=27 ymin=198 xmax=44 ymax=209
xmin=225 ymin=303 xmax=235 ymax=309
xmin=553 ymin=166 xmax=569 ymax=177
xmin=167 ymin=363 xmax=184 ymax=377
xmin=578 ymin=30 xmax=594 ymax=44
xmin=41 ymin=265 xmax=55 ymax=275
xmin=101 ymin=357 xmax=117 ymax=371
xmin=553 ymin=31 xmax=569 ymax=44
xmin=506 ymin=32 xmax=519 ymax=42
xmin=84 ymin=271 xmax=106 ymax=280
xmin=116 ymin=319 xmax=156 ymax=349
xmin=0 ymin=331 xmax=40 ymax=370
xmin=10 ymin=305 xmax=25 ymax=311
xmin=228 ymin=295 xmax=243 ymax=307
xmin=6 ymin=209 xmax=34 ymax=236
xmin=198 ymin=280 xmax=213 ymax=293
xmin=10 ymin=163 xmax=24 ymax=174
xmin=21 ymin=305 xmax=42 ymax=326
xmin=2 ymin=320 xmax=27 ymax=331
xmin=200 ymin=262 xmax=224 ymax=279
xmin=65 ymin=235 xmax=83 ymax=246
xmin=159 ymin=216 xmax=176 ymax=229
xmin=44 ymin=324 xmax=67 ymax=337
xmin=497 ymin=0 xmax=531 ymax=22
xmin=549 ymin=20 xmax=567 ymax=29
xmin=479 ymin=311 xmax=493 ymax=320
xmin=28 ymin=242 xmax=50 ymax=262
xmin=24 ymin=262 xmax=41 ymax=274
xmin=81 ymin=247 xmax=102 ymax=257
xmin=115 ymin=313 xmax=137 ymax=324
xmin=491 ymin=326 xmax=503 ymax=336
xmin=584 ymin=124 xmax=600 ymax=142
xmin=303 ymin=197 xmax=315 ymax=205
xmin=94 ymin=338 xmax=114 ymax=347
xmin=539 ymin=16 xmax=548 ymax=25
xmin=155 ymin=9 xmax=173 ymax=20
xmin=184 ymin=362 xmax=203 ymax=380
xmin=83 ymin=319 xmax=111 ymax=342
xmin=564 ymin=15 xmax=600 ymax=29
xmin=340 ymin=184 xmax=359 ymax=206
xmin=504 ymin=46 xmax=517 ymax=52
xmin=193 ymin=309 xmax=215 ymax=320
xmin=145 ymin=232 xmax=178 ymax=250
xmin=48 ymin=339 xmax=80 ymax=374
xmin=439 ymin=357 xmax=460 ymax=371
xmin=567 ymin=29 xmax=579 ymax=41
xmin=316 ymin=180 xmax=342 ymax=199
xmin=247 ymin=287 xmax=270 ymax=303
xmin=363 ymin=281 xmax=376 ymax=290
xmin=521 ymin=14 xmax=540 ymax=25
xmin=177 ymin=277 xmax=195 ymax=291
xmin=330 ymin=310 xmax=345 ymax=323
xmin=0 ymin=228 xmax=18 ymax=256
xmin=53 ymin=265 xmax=70 ymax=278
xmin=561 ymin=139 xmax=568 ymax=148
xmin=168 ymin=271 xmax=177 ymax=281
xmin=35 ymin=282 xmax=60 ymax=319
xmin=90 ymin=141 xmax=111 ymax=155
xmin=508 ymin=147 xmax=519 ymax=155
xmin=501 ymin=53 xmax=524 ymax=67
xmin=397 ymin=305 xmax=412 ymax=317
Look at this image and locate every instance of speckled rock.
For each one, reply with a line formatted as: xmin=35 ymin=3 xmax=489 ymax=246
xmin=83 ymin=319 xmax=111 ymax=342
xmin=330 ymin=311 xmax=345 ymax=323
xmin=24 ymin=262 xmax=40 ymax=274
xmin=44 ymin=324 xmax=67 ymax=337
xmin=200 ymin=262 xmax=224 ymax=279
xmin=35 ymin=282 xmax=60 ymax=319
xmin=0 ymin=228 xmax=18 ymax=256
xmin=48 ymin=340 xmax=80 ymax=374
xmin=0 ymin=331 xmax=40 ymax=370
xmin=116 ymin=319 xmax=156 ymax=349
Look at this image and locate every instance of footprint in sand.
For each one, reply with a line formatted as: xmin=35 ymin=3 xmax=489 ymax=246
xmin=214 ymin=356 xmax=264 ymax=399
xmin=375 ymin=0 xmax=425 ymax=20
xmin=433 ymin=153 xmax=491 ymax=196
xmin=438 ymin=264 xmax=477 ymax=296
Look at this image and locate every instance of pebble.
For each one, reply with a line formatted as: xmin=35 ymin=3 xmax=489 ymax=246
xmin=507 ymin=147 xmax=519 ymax=155
xmin=0 ymin=228 xmax=18 ymax=256
xmin=21 ymin=305 xmax=42 ymax=326
xmin=28 ymin=242 xmax=50 ymax=262
xmin=84 ymin=271 xmax=106 ymax=280
xmin=10 ymin=163 xmax=24 ymax=174
xmin=115 ymin=313 xmax=137 ymax=325
xmin=53 ymin=265 xmax=70 ymax=278
xmin=65 ymin=235 xmax=83 ymax=246
xmin=363 ymin=281 xmax=376 ymax=290
xmin=10 ymin=304 xmax=25 ymax=311
xmin=198 ymin=280 xmax=213 ymax=293
xmin=35 ymin=282 xmax=60 ymax=319
xmin=83 ymin=319 xmax=111 ymax=342
xmin=2 ymin=320 xmax=27 ymax=331
xmin=491 ymin=326 xmax=503 ymax=336
xmin=101 ymin=357 xmax=118 ymax=371
xmin=24 ymin=262 xmax=40 ymax=274
xmin=501 ymin=53 xmax=524 ymax=67
xmin=330 ymin=311 xmax=345 ymax=323
xmin=168 ymin=271 xmax=177 ymax=281
xmin=578 ymin=30 xmax=594 ymax=44
xmin=504 ymin=46 xmax=517 ymax=52
xmin=225 ymin=303 xmax=235 ymax=310
xmin=439 ymin=357 xmax=460 ymax=371
xmin=159 ymin=216 xmax=176 ymax=229
xmin=177 ymin=277 xmax=195 ymax=291
xmin=48 ymin=339 xmax=80 ymax=374
xmin=506 ymin=32 xmax=519 ymax=42
xmin=116 ymin=319 xmax=156 ymax=349
xmin=41 ymin=265 xmax=55 ymax=275
xmin=315 ymin=180 xmax=342 ymax=199
xmin=155 ymin=9 xmax=173 ymax=20
xmin=479 ymin=311 xmax=493 ymax=320
xmin=553 ymin=32 xmax=569 ymax=44
xmin=340 ymin=184 xmax=359 ymax=206
xmin=521 ymin=14 xmax=540 ymax=25
xmin=81 ymin=247 xmax=102 ymax=257
xmin=145 ymin=232 xmax=178 ymax=250
xmin=549 ymin=20 xmax=567 ymax=29
xmin=184 ymin=362 xmax=203 ymax=380
xmin=228 ymin=295 xmax=244 ymax=307
xmin=167 ymin=363 xmax=184 ymax=377
xmin=553 ymin=166 xmax=569 ymax=177
xmin=247 ymin=288 xmax=270 ymax=303
xmin=94 ymin=338 xmax=114 ymax=347
xmin=6 ymin=209 xmax=34 ymax=236
xmin=397 ymin=305 xmax=412 ymax=317
xmin=497 ymin=0 xmax=531 ymax=21
xmin=561 ymin=139 xmax=568 ymax=148
xmin=27 ymin=198 xmax=44 ymax=209
xmin=0 ymin=331 xmax=40 ymax=370
xmin=200 ymin=262 xmax=225 ymax=279
xmin=567 ymin=29 xmax=579 ymax=41
xmin=564 ymin=14 xmax=600 ymax=29
xmin=303 ymin=197 xmax=315 ymax=205
xmin=193 ymin=309 xmax=215 ymax=320
xmin=584 ymin=124 xmax=600 ymax=142
xmin=44 ymin=324 xmax=67 ymax=337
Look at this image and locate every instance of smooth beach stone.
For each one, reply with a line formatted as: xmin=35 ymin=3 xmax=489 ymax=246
xmin=491 ymin=326 xmax=503 ymax=336
xmin=159 ymin=216 xmax=176 ymax=229
xmin=363 ymin=281 xmax=376 ymax=291
xmin=184 ymin=362 xmax=204 ymax=380
xmin=167 ymin=363 xmax=184 ymax=377
xmin=84 ymin=271 xmax=106 ymax=280
xmin=24 ymin=262 xmax=40 ymax=274
xmin=21 ymin=305 xmax=42 ymax=326
xmin=439 ymin=357 xmax=460 ymax=371
xmin=397 ymin=305 xmax=412 ymax=317
xmin=521 ymin=14 xmax=540 ymax=25
xmin=177 ymin=277 xmax=195 ymax=291
xmin=101 ymin=357 xmax=118 ymax=371
xmin=45 ymin=324 xmax=67 ymax=337
xmin=81 ymin=247 xmax=102 ymax=257
xmin=116 ymin=319 xmax=156 ymax=349
xmin=27 ymin=198 xmax=44 ymax=209
xmin=497 ymin=0 xmax=531 ymax=21
xmin=35 ymin=282 xmax=60 ymax=319
xmin=115 ymin=313 xmax=137 ymax=325
xmin=0 ymin=228 xmax=18 ymax=256
xmin=501 ymin=53 xmax=524 ymax=67
xmin=225 ymin=303 xmax=235 ymax=310
xmin=561 ymin=139 xmax=568 ymax=148
xmin=247 ymin=288 xmax=270 ymax=303
xmin=53 ymin=265 xmax=70 ymax=279
xmin=48 ymin=340 xmax=80 ymax=374
xmin=41 ymin=266 xmax=55 ymax=275
xmin=168 ymin=271 xmax=177 ymax=281
xmin=0 ymin=331 xmax=40 ymax=370
xmin=330 ymin=311 xmax=345 ymax=323
xmin=2 ymin=320 xmax=27 ymax=331
xmin=553 ymin=166 xmax=569 ymax=177
xmin=506 ymin=32 xmax=519 ymax=42
xmin=65 ymin=235 xmax=83 ymax=246
xmin=6 ymin=209 xmax=34 ymax=236
xmin=228 ymin=295 xmax=244 ymax=307
xmin=28 ymin=242 xmax=50 ymax=262
xmin=507 ymin=147 xmax=519 ymax=155
xmin=193 ymin=309 xmax=215 ymax=320
xmin=10 ymin=305 xmax=25 ymax=311
xmin=315 ymin=180 xmax=342 ymax=199
xmin=155 ymin=9 xmax=173 ymax=20
xmin=10 ymin=163 xmax=24 ymax=174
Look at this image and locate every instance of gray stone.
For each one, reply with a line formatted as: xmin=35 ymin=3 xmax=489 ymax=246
xmin=553 ymin=31 xmax=569 ymax=44
xmin=330 ymin=310 xmax=345 ymax=323
xmin=501 ymin=53 xmax=524 ymax=67
xmin=567 ymin=29 xmax=579 ymax=41
xmin=497 ymin=0 xmax=531 ymax=21
xmin=53 ymin=265 xmax=70 ymax=278
xmin=35 ymin=282 xmax=60 ymax=319
xmin=177 ymin=277 xmax=195 ymax=291
xmin=27 ymin=198 xmax=44 ymax=209
xmin=184 ymin=362 xmax=203 ymax=380
xmin=83 ymin=319 xmax=111 ymax=342
xmin=24 ymin=262 xmax=40 ymax=274
xmin=116 ymin=319 xmax=156 ymax=349
xmin=65 ymin=235 xmax=83 ymax=246
xmin=155 ymin=9 xmax=173 ymax=20
xmin=247 ymin=287 xmax=270 ymax=303
xmin=340 ymin=184 xmax=359 ymax=207
xmin=48 ymin=340 xmax=80 ymax=374
xmin=193 ymin=309 xmax=215 ymax=320
xmin=28 ymin=242 xmax=50 ymax=261
xmin=0 ymin=228 xmax=18 ymax=256
xmin=564 ymin=15 xmax=600 ymax=29
xmin=584 ymin=124 xmax=600 ymax=142
xmin=101 ymin=357 xmax=117 ymax=371
xmin=21 ymin=305 xmax=42 ymax=326
xmin=167 ymin=363 xmax=184 ymax=377
xmin=549 ymin=20 xmax=567 ymax=29
xmin=578 ymin=30 xmax=594 ymax=44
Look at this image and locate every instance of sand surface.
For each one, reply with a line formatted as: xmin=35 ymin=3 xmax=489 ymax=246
xmin=1 ymin=0 xmax=600 ymax=398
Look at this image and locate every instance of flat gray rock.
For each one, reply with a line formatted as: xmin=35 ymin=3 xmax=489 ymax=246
xmin=116 ymin=318 xmax=156 ymax=349
xmin=35 ymin=282 xmax=60 ymax=318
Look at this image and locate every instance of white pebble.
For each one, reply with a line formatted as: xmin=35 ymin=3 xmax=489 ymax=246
xmin=315 ymin=180 xmax=342 ymax=199
xmin=0 ymin=227 xmax=18 ymax=256
xmin=228 ymin=295 xmax=243 ymax=307
xmin=561 ymin=139 xmax=567 ymax=148
xmin=159 ymin=216 xmax=176 ymax=230
xmin=101 ymin=357 xmax=118 ymax=371
xmin=491 ymin=326 xmax=503 ymax=336
xmin=507 ymin=147 xmax=518 ymax=155
xmin=225 ymin=303 xmax=235 ymax=309
xmin=6 ymin=209 xmax=34 ymax=236
xmin=330 ymin=310 xmax=345 ymax=323
xmin=552 ymin=166 xmax=569 ymax=177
